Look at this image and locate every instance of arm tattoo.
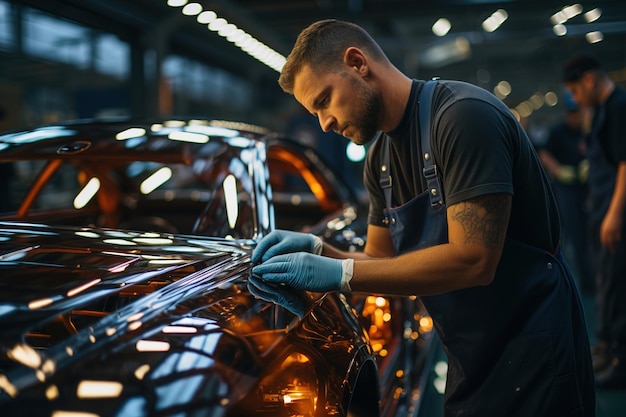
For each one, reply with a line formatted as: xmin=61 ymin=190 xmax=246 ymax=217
xmin=449 ymin=194 xmax=510 ymax=248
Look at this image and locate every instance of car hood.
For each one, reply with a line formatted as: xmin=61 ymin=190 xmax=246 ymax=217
xmin=0 ymin=222 xmax=324 ymax=415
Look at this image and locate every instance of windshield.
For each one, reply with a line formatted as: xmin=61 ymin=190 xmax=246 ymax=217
xmin=0 ymin=134 xmax=260 ymax=239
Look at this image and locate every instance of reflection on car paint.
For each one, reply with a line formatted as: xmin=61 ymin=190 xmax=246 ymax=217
xmin=0 ymin=119 xmax=438 ymax=416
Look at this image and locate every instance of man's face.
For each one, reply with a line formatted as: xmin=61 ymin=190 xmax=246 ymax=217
xmin=293 ymin=63 xmax=381 ymax=145
xmin=566 ymin=72 xmax=597 ymax=108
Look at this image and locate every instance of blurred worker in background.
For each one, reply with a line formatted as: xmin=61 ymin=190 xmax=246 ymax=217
xmin=564 ymin=53 xmax=626 ymax=389
xmin=538 ymin=93 xmax=594 ymax=294
xmin=251 ymin=19 xmax=595 ymax=416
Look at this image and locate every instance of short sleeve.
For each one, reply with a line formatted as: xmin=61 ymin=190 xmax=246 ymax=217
xmin=433 ymin=98 xmax=515 ymax=206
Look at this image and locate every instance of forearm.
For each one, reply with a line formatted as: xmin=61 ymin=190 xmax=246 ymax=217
xmin=607 ymin=162 xmax=626 ymax=218
xmin=320 ymin=241 xmax=375 ymax=260
xmin=349 ymin=194 xmax=510 ymax=296
xmin=350 ymin=241 xmax=496 ymax=296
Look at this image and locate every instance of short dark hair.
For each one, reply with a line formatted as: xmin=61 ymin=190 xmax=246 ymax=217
xmin=278 ymin=19 xmax=387 ymax=94
xmin=563 ymin=53 xmax=602 ymax=82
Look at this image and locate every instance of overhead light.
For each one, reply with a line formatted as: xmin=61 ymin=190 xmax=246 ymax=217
xmin=553 ymin=24 xmax=567 ymax=36
xmin=550 ymin=11 xmax=567 ymax=25
xmin=550 ymin=4 xmax=582 ymax=25
xmin=585 ymin=31 xmax=603 ymax=43
xmin=197 ymin=10 xmax=217 ymax=24
xmin=167 ymin=1 xmax=286 ymax=72
xmin=494 ymin=80 xmax=511 ymax=99
xmin=584 ymin=8 xmax=602 ymax=23
xmin=432 ymin=18 xmax=451 ymax=37
xmin=218 ymin=23 xmax=238 ymax=37
xmin=529 ymin=93 xmax=544 ymax=110
xmin=516 ymin=101 xmax=533 ymax=118
xmin=181 ymin=2 xmax=202 ymax=16
xmin=544 ymin=91 xmax=558 ymax=107
xmin=562 ymin=4 xmax=582 ymax=20
xmin=482 ymin=9 xmax=508 ymax=33
xmin=208 ymin=17 xmax=228 ymax=32
xmin=227 ymin=28 xmax=246 ymax=43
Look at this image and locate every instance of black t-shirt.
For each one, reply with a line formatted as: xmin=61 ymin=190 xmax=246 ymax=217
xmin=595 ymin=86 xmax=626 ymax=167
xmin=543 ymin=121 xmax=587 ymax=168
xmin=364 ymin=79 xmax=560 ymax=252
xmin=586 ymin=85 xmax=626 ymax=223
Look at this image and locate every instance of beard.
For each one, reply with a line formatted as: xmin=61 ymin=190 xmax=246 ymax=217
xmin=347 ymin=78 xmax=382 ymax=145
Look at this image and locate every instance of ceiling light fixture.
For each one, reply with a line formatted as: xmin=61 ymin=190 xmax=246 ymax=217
xmin=550 ymin=4 xmax=583 ymax=25
xmin=544 ymin=92 xmax=558 ymax=107
xmin=197 ymin=10 xmax=217 ymax=24
xmin=584 ymin=8 xmax=602 ymax=23
xmin=562 ymin=4 xmax=582 ymax=19
xmin=585 ymin=31 xmax=604 ymax=43
xmin=550 ymin=11 xmax=567 ymax=25
xmin=553 ymin=24 xmax=567 ymax=36
xmin=482 ymin=9 xmax=508 ymax=33
xmin=432 ymin=18 xmax=451 ymax=37
xmin=181 ymin=2 xmax=202 ymax=16
xmin=167 ymin=1 xmax=286 ymax=72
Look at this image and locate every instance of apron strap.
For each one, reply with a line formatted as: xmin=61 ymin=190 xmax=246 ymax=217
xmin=377 ymin=131 xmax=392 ymax=224
xmin=380 ymin=78 xmax=442 ymax=223
xmin=420 ymin=79 xmax=444 ymax=206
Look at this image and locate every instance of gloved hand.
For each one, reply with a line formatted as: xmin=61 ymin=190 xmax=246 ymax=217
xmin=248 ymin=274 xmax=309 ymax=318
xmin=251 ymin=230 xmax=322 ymax=264
xmin=251 ymin=252 xmax=343 ymax=292
xmin=555 ymin=164 xmax=577 ymax=184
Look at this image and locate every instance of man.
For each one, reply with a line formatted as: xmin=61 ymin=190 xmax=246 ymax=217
xmin=251 ymin=20 xmax=595 ymax=415
xmin=564 ymin=53 xmax=626 ymax=389
xmin=537 ymin=93 xmax=594 ymax=294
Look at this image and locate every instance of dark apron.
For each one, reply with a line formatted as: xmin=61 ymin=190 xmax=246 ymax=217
xmin=380 ymin=81 xmax=595 ymax=416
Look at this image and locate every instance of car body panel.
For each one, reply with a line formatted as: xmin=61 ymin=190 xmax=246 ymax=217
xmin=0 ymin=221 xmax=380 ymax=416
xmin=0 ymin=119 xmax=437 ymax=416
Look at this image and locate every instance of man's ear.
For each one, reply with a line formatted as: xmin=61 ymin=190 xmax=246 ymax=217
xmin=344 ymin=47 xmax=368 ymax=75
xmin=582 ymin=71 xmax=595 ymax=88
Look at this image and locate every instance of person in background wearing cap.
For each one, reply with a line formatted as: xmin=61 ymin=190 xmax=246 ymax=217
xmin=251 ymin=19 xmax=595 ymax=415
xmin=538 ymin=94 xmax=594 ymax=295
xmin=564 ymin=53 xmax=626 ymax=389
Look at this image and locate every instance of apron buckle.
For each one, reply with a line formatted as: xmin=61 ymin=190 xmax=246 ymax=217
xmin=380 ymin=174 xmax=393 ymax=189
xmin=423 ymin=165 xmax=438 ymax=179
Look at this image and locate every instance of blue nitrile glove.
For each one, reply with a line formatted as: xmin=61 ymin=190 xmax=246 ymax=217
xmin=251 ymin=230 xmax=322 ymax=265
xmin=248 ymin=274 xmax=309 ymax=318
xmin=251 ymin=252 xmax=343 ymax=292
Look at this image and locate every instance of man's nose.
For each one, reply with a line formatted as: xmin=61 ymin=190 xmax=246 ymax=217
xmin=318 ymin=112 xmax=335 ymax=133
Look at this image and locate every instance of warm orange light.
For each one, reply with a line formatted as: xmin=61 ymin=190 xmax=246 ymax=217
xmin=269 ymin=149 xmax=334 ymax=211
xmin=419 ymin=316 xmax=434 ymax=332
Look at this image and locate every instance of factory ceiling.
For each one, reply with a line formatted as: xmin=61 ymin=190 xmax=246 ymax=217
xmin=5 ymin=0 xmax=626 ymax=112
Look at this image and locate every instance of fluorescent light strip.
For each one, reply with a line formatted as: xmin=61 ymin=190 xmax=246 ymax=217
xmin=166 ymin=1 xmax=286 ymax=72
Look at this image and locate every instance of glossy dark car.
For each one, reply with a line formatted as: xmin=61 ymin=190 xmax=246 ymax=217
xmin=0 ymin=119 xmax=440 ymax=416
xmin=0 ymin=118 xmax=357 ymax=239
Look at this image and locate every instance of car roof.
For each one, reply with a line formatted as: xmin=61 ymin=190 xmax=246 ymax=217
xmin=0 ymin=117 xmax=273 ymax=161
